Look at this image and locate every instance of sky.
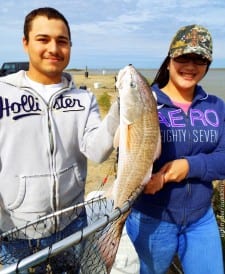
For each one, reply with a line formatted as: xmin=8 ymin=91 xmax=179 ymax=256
xmin=0 ymin=0 xmax=224 ymax=69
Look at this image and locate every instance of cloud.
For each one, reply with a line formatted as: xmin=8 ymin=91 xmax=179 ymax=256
xmin=0 ymin=0 xmax=224 ymax=68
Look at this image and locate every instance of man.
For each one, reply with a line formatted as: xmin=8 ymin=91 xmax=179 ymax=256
xmin=0 ymin=7 xmax=119 ymax=272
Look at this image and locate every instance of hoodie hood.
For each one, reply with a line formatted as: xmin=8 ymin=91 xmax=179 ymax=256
xmin=0 ymin=70 xmax=75 ymax=90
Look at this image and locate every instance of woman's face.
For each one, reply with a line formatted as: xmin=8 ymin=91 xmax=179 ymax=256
xmin=167 ymin=54 xmax=209 ymax=93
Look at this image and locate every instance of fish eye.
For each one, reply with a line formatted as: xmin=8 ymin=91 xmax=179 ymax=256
xmin=130 ymin=81 xmax=136 ymax=88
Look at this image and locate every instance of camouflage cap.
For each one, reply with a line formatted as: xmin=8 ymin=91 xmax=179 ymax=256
xmin=169 ymin=24 xmax=213 ymax=61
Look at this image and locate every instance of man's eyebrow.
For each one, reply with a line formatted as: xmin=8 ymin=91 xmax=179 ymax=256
xmin=35 ymin=34 xmax=69 ymax=40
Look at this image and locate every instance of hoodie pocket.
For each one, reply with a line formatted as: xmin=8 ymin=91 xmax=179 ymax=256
xmin=57 ymin=164 xmax=85 ymax=207
xmin=7 ymin=164 xmax=85 ymax=213
xmin=7 ymin=174 xmax=52 ymax=213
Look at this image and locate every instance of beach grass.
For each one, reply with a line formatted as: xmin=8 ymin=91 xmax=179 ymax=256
xmin=73 ymin=71 xmax=117 ymax=117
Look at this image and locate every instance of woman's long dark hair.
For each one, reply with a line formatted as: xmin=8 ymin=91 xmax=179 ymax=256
xmin=151 ymin=56 xmax=170 ymax=89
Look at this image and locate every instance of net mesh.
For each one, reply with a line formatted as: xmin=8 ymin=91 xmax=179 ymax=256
xmin=0 ymin=188 xmax=138 ymax=274
xmin=3 ymin=179 xmax=223 ymax=273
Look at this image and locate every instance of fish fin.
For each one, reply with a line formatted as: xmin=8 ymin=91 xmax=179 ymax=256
xmin=142 ymin=165 xmax=153 ymax=186
xmin=141 ymin=132 xmax=161 ymax=187
xmin=113 ymin=127 xmax=120 ymax=149
xmin=152 ymin=91 xmax=158 ymax=102
xmin=154 ymin=131 xmax=161 ymax=161
xmin=113 ymin=124 xmax=131 ymax=151
xmin=125 ymin=124 xmax=131 ymax=151
xmin=98 ymin=213 xmax=129 ymax=273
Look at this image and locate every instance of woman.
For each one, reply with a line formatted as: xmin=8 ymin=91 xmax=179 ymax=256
xmin=126 ymin=24 xmax=225 ymax=274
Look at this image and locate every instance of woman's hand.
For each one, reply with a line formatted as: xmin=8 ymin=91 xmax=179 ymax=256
xmin=160 ymin=159 xmax=189 ymax=183
xmin=144 ymin=159 xmax=189 ymax=194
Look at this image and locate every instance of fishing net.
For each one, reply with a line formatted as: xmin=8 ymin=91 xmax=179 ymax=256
xmin=0 ymin=187 xmax=142 ymax=274
xmin=2 ymin=156 xmax=216 ymax=274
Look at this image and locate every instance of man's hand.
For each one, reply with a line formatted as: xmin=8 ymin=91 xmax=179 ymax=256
xmin=144 ymin=172 xmax=164 ymax=194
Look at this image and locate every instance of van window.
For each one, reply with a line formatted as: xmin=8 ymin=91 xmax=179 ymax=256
xmin=19 ymin=63 xmax=29 ymax=71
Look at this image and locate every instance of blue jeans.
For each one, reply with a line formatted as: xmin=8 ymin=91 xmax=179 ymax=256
xmin=126 ymin=206 xmax=224 ymax=274
xmin=0 ymin=210 xmax=87 ymax=273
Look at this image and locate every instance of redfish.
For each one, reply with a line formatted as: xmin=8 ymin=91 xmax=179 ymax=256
xmin=100 ymin=64 xmax=161 ymax=272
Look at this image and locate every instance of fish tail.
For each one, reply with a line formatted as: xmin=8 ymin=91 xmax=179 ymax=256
xmin=98 ymin=212 xmax=129 ymax=273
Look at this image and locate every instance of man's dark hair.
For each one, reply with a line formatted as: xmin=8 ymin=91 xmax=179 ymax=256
xmin=23 ymin=7 xmax=71 ymax=42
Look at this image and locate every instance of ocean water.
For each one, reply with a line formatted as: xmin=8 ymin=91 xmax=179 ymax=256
xmin=142 ymin=68 xmax=225 ymax=100
xmin=200 ymin=69 xmax=225 ymax=100
xmin=86 ymin=68 xmax=225 ymax=101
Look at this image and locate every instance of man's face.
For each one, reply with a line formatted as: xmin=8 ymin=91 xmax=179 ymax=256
xmin=23 ymin=16 xmax=71 ymax=84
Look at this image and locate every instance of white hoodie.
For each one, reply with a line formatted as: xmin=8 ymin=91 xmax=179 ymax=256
xmin=0 ymin=70 xmax=119 ymax=238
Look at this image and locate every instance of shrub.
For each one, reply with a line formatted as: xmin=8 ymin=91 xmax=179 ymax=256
xmin=97 ymin=92 xmax=111 ymax=113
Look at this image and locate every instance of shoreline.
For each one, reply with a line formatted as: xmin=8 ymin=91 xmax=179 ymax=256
xmin=72 ymin=68 xmax=225 ymax=101
xmin=68 ymin=67 xmax=225 ymax=72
